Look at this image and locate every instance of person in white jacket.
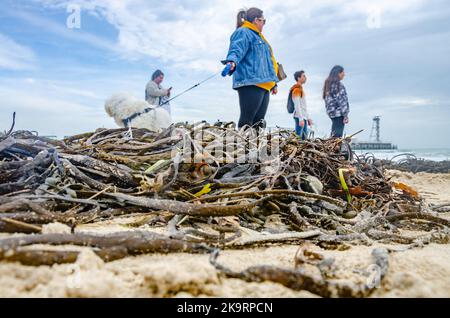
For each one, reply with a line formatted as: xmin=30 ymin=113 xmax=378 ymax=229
xmin=145 ymin=70 xmax=172 ymax=114
xmin=290 ymin=71 xmax=313 ymax=140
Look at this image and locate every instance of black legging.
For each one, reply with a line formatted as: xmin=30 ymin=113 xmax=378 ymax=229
xmin=237 ymin=85 xmax=270 ymax=128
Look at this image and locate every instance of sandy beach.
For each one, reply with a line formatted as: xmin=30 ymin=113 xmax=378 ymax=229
xmin=0 ymin=170 xmax=449 ymax=298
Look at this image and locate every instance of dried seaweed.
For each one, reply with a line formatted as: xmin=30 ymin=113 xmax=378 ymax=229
xmin=0 ymin=117 xmax=447 ymax=298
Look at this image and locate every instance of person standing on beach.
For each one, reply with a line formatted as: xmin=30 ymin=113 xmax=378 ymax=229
xmin=222 ymin=7 xmax=279 ymax=129
xmin=145 ymin=70 xmax=172 ymax=115
xmin=290 ymin=70 xmax=313 ymax=140
xmin=323 ymin=65 xmax=349 ymax=138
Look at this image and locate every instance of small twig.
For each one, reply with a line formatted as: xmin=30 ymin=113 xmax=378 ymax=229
xmin=1 ymin=217 xmax=42 ymax=233
xmin=2 ymin=112 xmax=16 ymax=140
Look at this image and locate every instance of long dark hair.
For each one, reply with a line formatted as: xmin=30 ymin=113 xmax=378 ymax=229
xmin=323 ymin=65 xmax=344 ymax=99
xmin=236 ymin=7 xmax=263 ymax=29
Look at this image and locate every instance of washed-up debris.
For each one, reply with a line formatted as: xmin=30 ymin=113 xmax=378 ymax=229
xmin=210 ymin=247 xmax=389 ymax=298
xmin=381 ymin=156 xmax=450 ymax=174
xmin=0 ymin=231 xmax=211 ymax=266
xmin=1 ymin=116 xmax=449 ymax=298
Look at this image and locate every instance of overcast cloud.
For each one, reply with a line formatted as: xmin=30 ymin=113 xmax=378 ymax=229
xmin=0 ymin=0 xmax=449 ymax=147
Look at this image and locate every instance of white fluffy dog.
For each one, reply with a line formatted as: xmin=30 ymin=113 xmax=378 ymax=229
xmin=105 ymin=93 xmax=172 ymax=132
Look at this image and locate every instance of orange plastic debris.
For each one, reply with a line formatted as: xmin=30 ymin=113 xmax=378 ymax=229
xmin=393 ymin=182 xmax=419 ymax=199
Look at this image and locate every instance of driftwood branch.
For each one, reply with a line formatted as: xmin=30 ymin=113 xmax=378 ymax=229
xmin=0 ymin=231 xmax=212 ymax=266
xmin=210 ymin=248 xmax=389 ymax=298
xmin=107 ymin=192 xmax=270 ymax=217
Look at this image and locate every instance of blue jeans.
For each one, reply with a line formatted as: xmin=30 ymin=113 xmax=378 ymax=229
xmin=294 ymin=118 xmax=308 ymax=140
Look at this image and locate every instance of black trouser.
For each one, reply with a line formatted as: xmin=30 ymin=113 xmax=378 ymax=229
xmin=237 ymin=85 xmax=270 ymax=128
xmin=331 ymin=116 xmax=345 ymax=137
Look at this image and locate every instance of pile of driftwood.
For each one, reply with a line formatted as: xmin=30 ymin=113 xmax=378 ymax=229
xmin=1 ymin=116 xmax=449 ymax=297
xmin=382 ymin=156 xmax=450 ymax=174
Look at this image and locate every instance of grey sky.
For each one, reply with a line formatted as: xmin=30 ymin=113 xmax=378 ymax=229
xmin=0 ymin=0 xmax=449 ymax=148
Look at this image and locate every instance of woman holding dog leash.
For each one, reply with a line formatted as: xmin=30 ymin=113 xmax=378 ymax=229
xmin=222 ymin=7 xmax=286 ymax=129
xmin=145 ymin=70 xmax=172 ymax=115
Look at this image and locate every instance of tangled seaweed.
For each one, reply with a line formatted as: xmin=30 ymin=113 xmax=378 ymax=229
xmin=1 ymin=117 xmax=449 ymax=297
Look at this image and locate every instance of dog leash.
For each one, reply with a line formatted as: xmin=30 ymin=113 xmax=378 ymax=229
xmin=123 ymin=65 xmax=231 ymax=128
xmin=159 ymin=70 xmax=223 ymax=106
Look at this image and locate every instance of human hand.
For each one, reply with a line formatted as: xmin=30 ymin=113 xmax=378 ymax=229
xmin=272 ymin=87 xmax=278 ymax=95
xmin=343 ymin=117 xmax=349 ymax=124
xmin=228 ymin=62 xmax=236 ymax=72
xmin=307 ymin=119 xmax=313 ymax=126
xmin=299 ymin=120 xmax=305 ymax=128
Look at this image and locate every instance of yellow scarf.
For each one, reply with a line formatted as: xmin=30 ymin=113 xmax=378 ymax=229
xmin=241 ymin=21 xmax=278 ymax=91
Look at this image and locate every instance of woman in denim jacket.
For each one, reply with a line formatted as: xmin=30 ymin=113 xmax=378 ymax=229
xmin=223 ymin=7 xmax=279 ymax=128
xmin=323 ymin=65 xmax=350 ymax=138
